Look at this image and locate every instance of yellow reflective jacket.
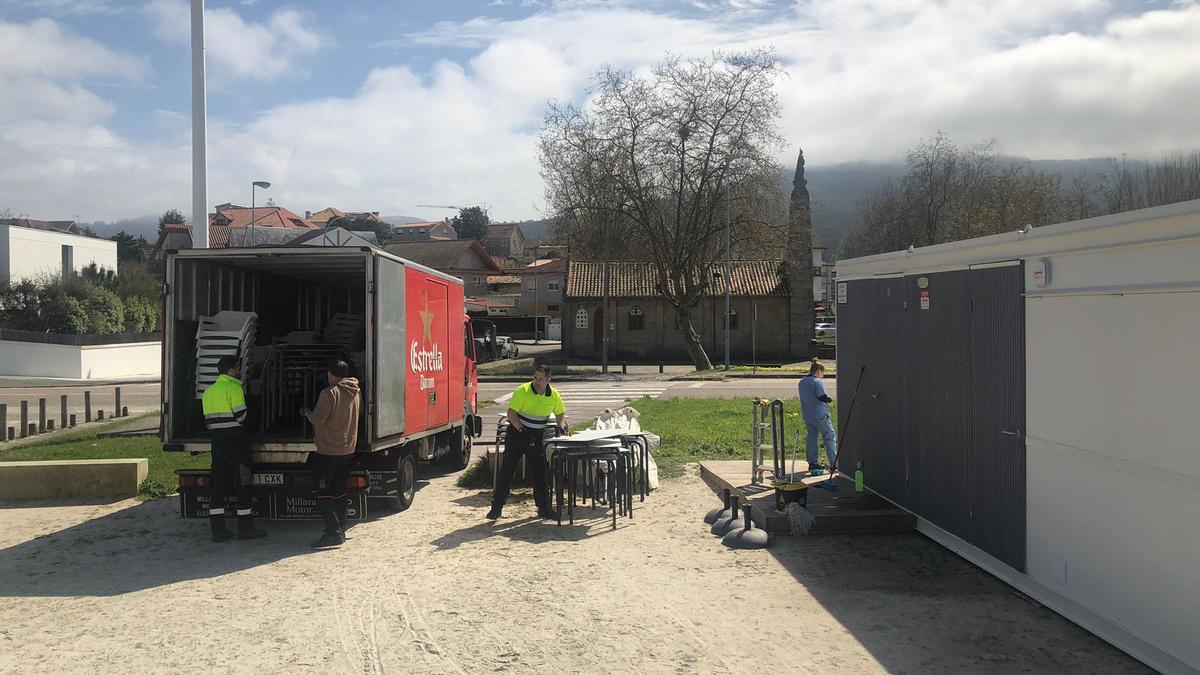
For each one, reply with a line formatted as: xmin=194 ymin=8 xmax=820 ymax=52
xmin=202 ymin=373 xmax=248 ymax=434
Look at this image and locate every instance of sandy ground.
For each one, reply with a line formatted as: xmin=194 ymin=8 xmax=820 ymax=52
xmin=0 ymin=466 xmax=1147 ymax=674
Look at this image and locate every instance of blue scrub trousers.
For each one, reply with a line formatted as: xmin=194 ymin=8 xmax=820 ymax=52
xmin=805 ymin=414 xmax=837 ymax=469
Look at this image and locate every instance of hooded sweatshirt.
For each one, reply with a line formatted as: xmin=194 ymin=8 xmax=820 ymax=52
xmin=305 ymin=377 xmax=361 ymax=456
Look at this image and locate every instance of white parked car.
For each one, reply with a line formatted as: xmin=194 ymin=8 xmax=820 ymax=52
xmin=496 ymin=336 xmax=519 ymax=358
xmin=814 ymin=323 xmax=837 ymax=346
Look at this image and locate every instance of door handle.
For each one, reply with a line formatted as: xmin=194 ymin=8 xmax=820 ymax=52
xmin=1001 ymin=429 xmax=1021 ymax=437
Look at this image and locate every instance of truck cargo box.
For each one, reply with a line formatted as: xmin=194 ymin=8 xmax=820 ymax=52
xmin=162 ymin=247 xmax=469 ymax=457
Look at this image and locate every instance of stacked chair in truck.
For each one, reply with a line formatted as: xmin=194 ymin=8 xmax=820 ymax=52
xmin=193 ymin=311 xmax=258 ymax=399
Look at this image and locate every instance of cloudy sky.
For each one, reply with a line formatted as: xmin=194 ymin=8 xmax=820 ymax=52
xmin=1 ymin=0 xmax=1196 ymax=222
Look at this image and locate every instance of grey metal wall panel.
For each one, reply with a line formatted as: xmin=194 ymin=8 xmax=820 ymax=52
xmin=904 ymin=270 xmax=972 ymax=537
xmin=838 ymin=265 xmax=1026 ymax=572
xmin=837 ymin=278 xmax=908 ymax=509
xmin=967 ymin=264 xmax=1027 ymax=571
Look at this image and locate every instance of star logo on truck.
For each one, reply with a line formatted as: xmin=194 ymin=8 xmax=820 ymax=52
xmin=419 ymin=295 xmax=434 ymax=343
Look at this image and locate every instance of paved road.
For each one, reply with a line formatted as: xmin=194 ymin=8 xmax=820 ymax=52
xmin=0 ymin=376 xmax=830 ymax=439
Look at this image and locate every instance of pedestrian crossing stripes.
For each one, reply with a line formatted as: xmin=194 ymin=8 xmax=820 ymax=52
xmin=493 ymin=383 xmax=668 ymax=419
xmin=494 ymin=383 xmax=669 ymax=410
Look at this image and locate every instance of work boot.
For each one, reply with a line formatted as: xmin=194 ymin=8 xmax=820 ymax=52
xmin=311 ymin=531 xmax=345 ymax=549
xmin=486 ymin=505 xmax=502 ymax=520
xmin=335 ymin=497 xmax=350 ymax=537
xmin=237 ymin=515 xmax=267 ymax=540
xmin=209 ymin=514 xmax=232 ymax=543
xmin=317 ymin=499 xmax=344 ymax=539
xmin=537 ymin=507 xmax=557 ymax=520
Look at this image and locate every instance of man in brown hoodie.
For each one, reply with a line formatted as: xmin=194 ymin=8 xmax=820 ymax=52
xmin=302 ymin=358 xmax=360 ymax=549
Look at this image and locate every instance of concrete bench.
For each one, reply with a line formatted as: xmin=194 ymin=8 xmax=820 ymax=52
xmin=0 ymin=459 xmax=148 ymax=501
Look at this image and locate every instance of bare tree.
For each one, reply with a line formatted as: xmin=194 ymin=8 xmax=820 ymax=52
xmin=539 ymin=50 xmax=785 ymax=369
xmin=1102 ymin=150 xmax=1200 ymax=213
xmin=841 ymin=133 xmax=1077 ymax=257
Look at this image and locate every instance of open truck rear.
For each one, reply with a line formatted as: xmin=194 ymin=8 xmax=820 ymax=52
xmin=161 ymin=246 xmax=482 ymax=520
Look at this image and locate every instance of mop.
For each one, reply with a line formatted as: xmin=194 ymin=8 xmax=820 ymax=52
xmin=774 ymin=364 xmax=870 ymax=534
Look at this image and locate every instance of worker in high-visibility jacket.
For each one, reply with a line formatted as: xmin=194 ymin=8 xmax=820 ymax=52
xmin=201 ymin=355 xmax=266 ymax=542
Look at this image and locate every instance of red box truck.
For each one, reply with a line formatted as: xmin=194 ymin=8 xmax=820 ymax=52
xmin=160 ymin=246 xmax=482 ymax=519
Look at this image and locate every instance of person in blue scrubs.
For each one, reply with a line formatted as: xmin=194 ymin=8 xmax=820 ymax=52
xmin=797 ymin=359 xmax=837 ymax=473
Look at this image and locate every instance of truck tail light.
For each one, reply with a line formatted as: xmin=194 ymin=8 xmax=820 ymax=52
xmin=179 ymin=475 xmax=210 ymax=488
xmin=345 ymin=476 xmax=368 ymax=490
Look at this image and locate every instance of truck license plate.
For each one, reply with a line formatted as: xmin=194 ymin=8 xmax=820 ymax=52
xmin=252 ymin=473 xmax=285 ymax=486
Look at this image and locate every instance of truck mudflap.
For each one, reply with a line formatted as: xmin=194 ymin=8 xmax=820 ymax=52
xmin=177 ymin=468 xmax=370 ymax=521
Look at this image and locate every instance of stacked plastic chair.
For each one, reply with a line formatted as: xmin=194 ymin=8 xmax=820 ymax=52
xmin=194 ymin=311 xmax=258 ymax=399
xmin=322 ymin=313 xmax=364 ymax=352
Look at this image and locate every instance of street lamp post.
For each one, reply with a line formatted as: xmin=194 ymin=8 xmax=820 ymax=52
xmin=532 ymin=264 xmax=538 ymax=343
xmin=724 ymin=184 xmax=731 ymax=371
xmin=602 ymin=219 xmax=610 ymax=374
xmin=250 ymin=180 xmax=270 ymax=246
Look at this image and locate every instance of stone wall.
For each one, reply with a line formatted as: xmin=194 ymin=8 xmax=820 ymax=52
xmin=563 ymin=296 xmax=796 ymax=362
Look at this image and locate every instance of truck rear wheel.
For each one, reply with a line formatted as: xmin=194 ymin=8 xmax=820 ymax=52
xmin=448 ymin=426 xmax=471 ymax=471
xmin=390 ymin=452 xmax=416 ymax=511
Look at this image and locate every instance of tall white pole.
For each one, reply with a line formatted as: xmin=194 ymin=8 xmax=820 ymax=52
xmin=190 ymin=0 xmax=208 ymax=249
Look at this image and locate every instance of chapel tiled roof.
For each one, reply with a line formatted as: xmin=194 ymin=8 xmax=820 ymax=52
xmin=566 ymin=260 xmax=790 ymax=298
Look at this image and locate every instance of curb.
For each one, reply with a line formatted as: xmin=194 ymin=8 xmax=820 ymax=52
xmin=670 ymin=372 xmax=837 ymax=381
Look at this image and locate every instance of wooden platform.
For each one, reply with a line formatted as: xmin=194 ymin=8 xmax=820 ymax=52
xmin=699 ymin=460 xmax=916 ymax=535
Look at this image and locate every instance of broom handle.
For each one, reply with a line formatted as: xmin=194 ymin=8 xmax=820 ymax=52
xmin=832 ymin=365 xmax=867 ymax=475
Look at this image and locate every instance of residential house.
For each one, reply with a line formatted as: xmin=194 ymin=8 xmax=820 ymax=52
xmin=482 ymin=223 xmax=526 ymax=262
xmin=210 ymin=205 xmax=316 ymax=230
xmin=383 ymin=239 xmax=500 ymax=298
xmin=520 ymin=258 xmax=566 ymax=317
xmin=484 ymin=273 xmax=523 ymax=317
xmin=391 ymin=220 xmax=458 ymax=243
xmin=563 ymin=260 xmax=800 ymax=362
xmin=0 ymin=217 xmax=81 ymax=235
xmin=146 ymin=204 xmax=317 ymax=274
xmin=0 ymin=222 xmax=117 ymax=283
xmin=521 ymin=237 xmax=541 ymax=261
xmin=304 ymin=207 xmax=387 ymax=229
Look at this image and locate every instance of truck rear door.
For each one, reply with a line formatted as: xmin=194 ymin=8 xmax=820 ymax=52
xmin=373 ymin=256 xmax=407 ymax=440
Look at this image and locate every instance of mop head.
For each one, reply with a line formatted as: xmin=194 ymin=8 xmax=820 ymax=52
xmin=783 ymin=502 xmax=815 ymax=536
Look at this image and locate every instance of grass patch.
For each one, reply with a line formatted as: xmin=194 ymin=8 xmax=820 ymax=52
xmin=0 ymin=414 xmax=207 ymax=500
xmin=633 ymin=397 xmax=838 ymax=479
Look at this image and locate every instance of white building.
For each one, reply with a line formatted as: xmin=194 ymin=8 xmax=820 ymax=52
xmin=0 ymin=224 xmax=118 ymax=283
xmin=837 ymin=199 xmax=1200 ymax=674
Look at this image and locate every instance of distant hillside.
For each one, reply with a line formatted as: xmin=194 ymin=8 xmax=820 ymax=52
xmin=382 ymin=214 xmax=427 ymax=226
xmin=515 ymin=218 xmax=552 ymax=240
xmin=796 ymin=156 xmax=1125 ymax=254
xmin=86 ymin=214 xmax=159 ymax=240
xmin=801 ymin=162 xmax=906 ymax=251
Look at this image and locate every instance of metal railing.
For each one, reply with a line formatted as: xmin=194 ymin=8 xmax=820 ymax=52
xmin=0 ymin=328 xmax=160 ymax=346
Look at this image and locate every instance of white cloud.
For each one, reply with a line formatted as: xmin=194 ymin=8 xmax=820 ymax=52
xmin=143 ymin=0 xmax=326 ymax=81
xmin=0 ymin=18 xmax=177 ymax=220
xmin=0 ymin=0 xmax=127 ymax=15
xmin=0 ymin=18 xmax=146 ymax=80
xmin=4 ymin=1 xmax=1200 ymax=224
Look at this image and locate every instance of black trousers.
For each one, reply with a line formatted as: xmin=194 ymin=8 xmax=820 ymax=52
xmin=308 ymin=453 xmax=352 ymax=533
xmin=210 ymin=432 xmax=252 ymax=518
xmin=492 ymin=427 xmax=549 ymax=512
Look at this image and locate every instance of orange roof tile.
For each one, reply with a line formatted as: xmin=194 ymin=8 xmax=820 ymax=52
xmin=566 ymin=260 xmax=789 ymax=298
